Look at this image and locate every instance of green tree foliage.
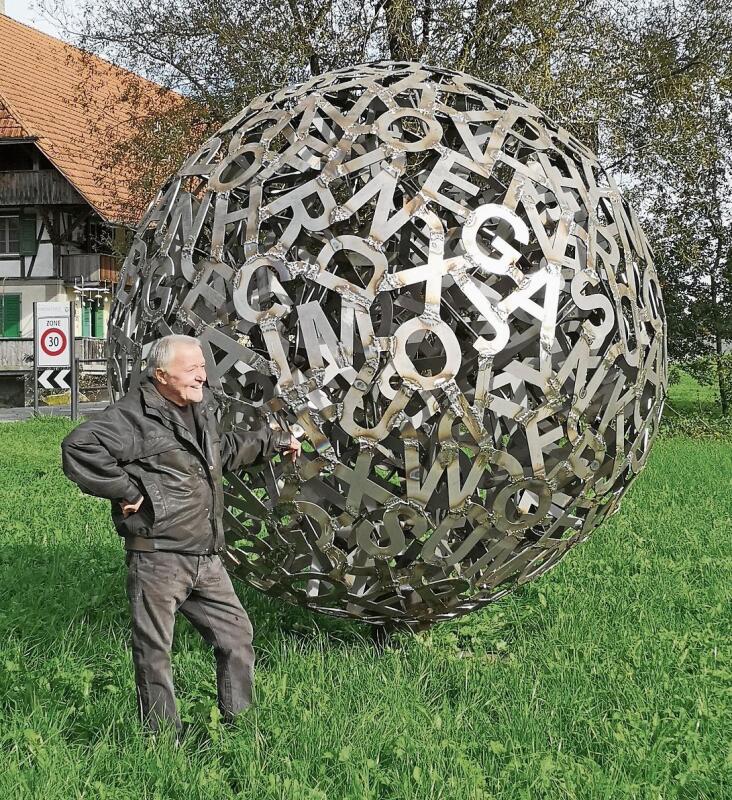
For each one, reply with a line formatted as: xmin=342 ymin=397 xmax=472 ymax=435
xmin=41 ymin=0 xmax=732 ymax=413
xmin=608 ymin=1 xmax=732 ymax=414
xmin=42 ymin=0 xmax=628 ymax=181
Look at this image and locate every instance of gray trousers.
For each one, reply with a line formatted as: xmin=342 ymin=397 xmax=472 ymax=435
xmin=125 ymin=550 xmax=255 ymax=733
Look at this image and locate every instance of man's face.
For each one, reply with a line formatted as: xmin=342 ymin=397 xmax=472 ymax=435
xmin=154 ymin=343 xmax=207 ymax=405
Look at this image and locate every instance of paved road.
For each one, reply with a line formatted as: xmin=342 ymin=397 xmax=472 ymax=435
xmin=0 ymin=402 xmax=108 ymax=422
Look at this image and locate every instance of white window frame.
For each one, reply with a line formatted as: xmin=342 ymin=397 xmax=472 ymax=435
xmin=0 ymin=215 xmax=20 ymax=256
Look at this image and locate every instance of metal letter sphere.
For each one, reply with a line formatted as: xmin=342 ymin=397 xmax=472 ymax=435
xmin=107 ymin=62 xmax=667 ymax=631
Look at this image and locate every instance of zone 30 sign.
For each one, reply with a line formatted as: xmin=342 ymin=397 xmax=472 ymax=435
xmin=35 ymin=302 xmax=71 ymax=368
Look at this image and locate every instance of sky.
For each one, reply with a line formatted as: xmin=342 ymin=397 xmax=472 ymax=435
xmin=3 ymin=0 xmax=68 ymax=38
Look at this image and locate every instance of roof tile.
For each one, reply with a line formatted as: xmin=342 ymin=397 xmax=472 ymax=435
xmin=0 ymin=98 xmax=27 ymax=137
xmin=0 ymin=14 xmax=176 ymax=222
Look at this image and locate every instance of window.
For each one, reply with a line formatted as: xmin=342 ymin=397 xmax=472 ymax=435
xmin=0 ymin=216 xmax=19 ymax=255
xmin=86 ymin=218 xmax=113 ymax=254
xmin=0 ymin=143 xmax=34 ymax=172
xmin=0 ymin=293 xmax=21 ymax=337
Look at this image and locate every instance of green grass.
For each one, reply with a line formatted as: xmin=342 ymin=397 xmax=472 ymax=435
xmin=660 ymin=369 xmax=729 ymax=438
xmin=665 ymin=370 xmax=723 ymax=418
xmin=0 ymin=413 xmax=730 ymax=799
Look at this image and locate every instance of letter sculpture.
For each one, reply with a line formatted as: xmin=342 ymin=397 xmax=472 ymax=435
xmin=107 ymin=62 xmax=667 ymax=630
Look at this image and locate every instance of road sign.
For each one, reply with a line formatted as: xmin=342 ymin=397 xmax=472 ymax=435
xmin=39 ymin=369 xmax=70 ymax=390
xmin=40 ymin=327 xmax=68 ymax=357
xmin=35 ymin=302 xmax=71 ymax=368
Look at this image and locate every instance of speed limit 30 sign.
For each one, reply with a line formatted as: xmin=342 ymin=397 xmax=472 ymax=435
xmin=40 ymin=326 xmax=68 ymax=357
xmin=35 ymin=302 xmax=71 ymax=368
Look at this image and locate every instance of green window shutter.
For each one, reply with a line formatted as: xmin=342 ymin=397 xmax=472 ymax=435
xmin=19 ymin=216 xmax=38 ymax=256
xmin=0 ymin=294 xmax=21 ymax=337
xmin=93 ymin=304 xmax=105 ymax=338
xmin=82 ymin=304 xmax=91 ymax=337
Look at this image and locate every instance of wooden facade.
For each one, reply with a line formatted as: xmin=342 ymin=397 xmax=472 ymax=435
xmin=0 ymin=168 xmax=83 ymax=206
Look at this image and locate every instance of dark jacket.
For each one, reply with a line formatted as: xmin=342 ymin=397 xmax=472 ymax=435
xmin=61 ymin=376 xmax=288 ymax=554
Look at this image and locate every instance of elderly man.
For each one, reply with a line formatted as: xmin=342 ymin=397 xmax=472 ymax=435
xmin=61 ymin=334 xmax=299 ymax=738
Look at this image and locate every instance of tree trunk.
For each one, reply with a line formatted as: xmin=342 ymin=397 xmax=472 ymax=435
xmin=709 ymin=162 xmax=729 ymax=416
xmin=710 ymin=247 xmax=729 ymax=415
xmin=384 ymin=0 xmax=417 ymax=61
xmin=716 ymin=353 xmax=729 ymax=416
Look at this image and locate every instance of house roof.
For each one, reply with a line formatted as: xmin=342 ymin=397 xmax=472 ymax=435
xmin=0 ymin=14 xmax=177 ymax=223
xmin=0 ymin=100 xmax=28 ymax=138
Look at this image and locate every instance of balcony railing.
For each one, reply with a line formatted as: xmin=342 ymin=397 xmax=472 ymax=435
xmin=0 ymin=169 xmax=83 ymax=205
xmin=61 ymin=253 xmax=120 ymax=284
xmin=0 ymin=337 xmax=106 ymax=369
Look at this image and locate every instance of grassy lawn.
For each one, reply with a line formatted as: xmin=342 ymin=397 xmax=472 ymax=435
xmin=661 ymin=370 xmax=730 ymax=439
xmin=664 ymin=370 xmax=725 ymax=418
xmin=665 ymin=371 xmax=722 ymax=418
xmin=0 ymin=396 xmax=730 ymax=798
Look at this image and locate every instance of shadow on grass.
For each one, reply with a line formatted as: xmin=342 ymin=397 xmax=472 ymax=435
xmin=0 ymin=541 xmax=399 ymax=747
xmin=0 ymin=541 xmax=381 ymax=675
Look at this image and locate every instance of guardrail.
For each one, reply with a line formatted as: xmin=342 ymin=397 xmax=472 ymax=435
xmin=0 ymin=337 xmax=106 ymax=369
xmin=0 ymin=169 xmax=83 ymax=205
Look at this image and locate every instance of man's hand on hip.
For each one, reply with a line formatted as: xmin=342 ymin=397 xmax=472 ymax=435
xmin=120 ymin=496 xmax=144 ymax=518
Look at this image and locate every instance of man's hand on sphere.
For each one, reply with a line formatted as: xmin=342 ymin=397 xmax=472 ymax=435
xmin=283 ymin=435 xmax=301 ymax=463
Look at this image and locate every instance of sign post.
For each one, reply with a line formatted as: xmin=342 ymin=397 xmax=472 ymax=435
xmin=70 ymin=302 xmax=77 ymax=421
xmin=33 ymin=301 xmax=74 ymax=416
xmin=33 ymin=302 xmax=39 ymax=415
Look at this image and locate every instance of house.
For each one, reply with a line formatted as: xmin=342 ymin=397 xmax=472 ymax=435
xmin=0 ymin=11 xmax=173 ymax=400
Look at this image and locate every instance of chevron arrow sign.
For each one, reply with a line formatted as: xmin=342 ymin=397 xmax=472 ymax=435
xmin=39 ymin=369 xmax=70 ymax=390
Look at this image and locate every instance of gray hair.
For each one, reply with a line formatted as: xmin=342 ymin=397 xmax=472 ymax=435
xmin=145 ymin=335 xmax=202 ymax=378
